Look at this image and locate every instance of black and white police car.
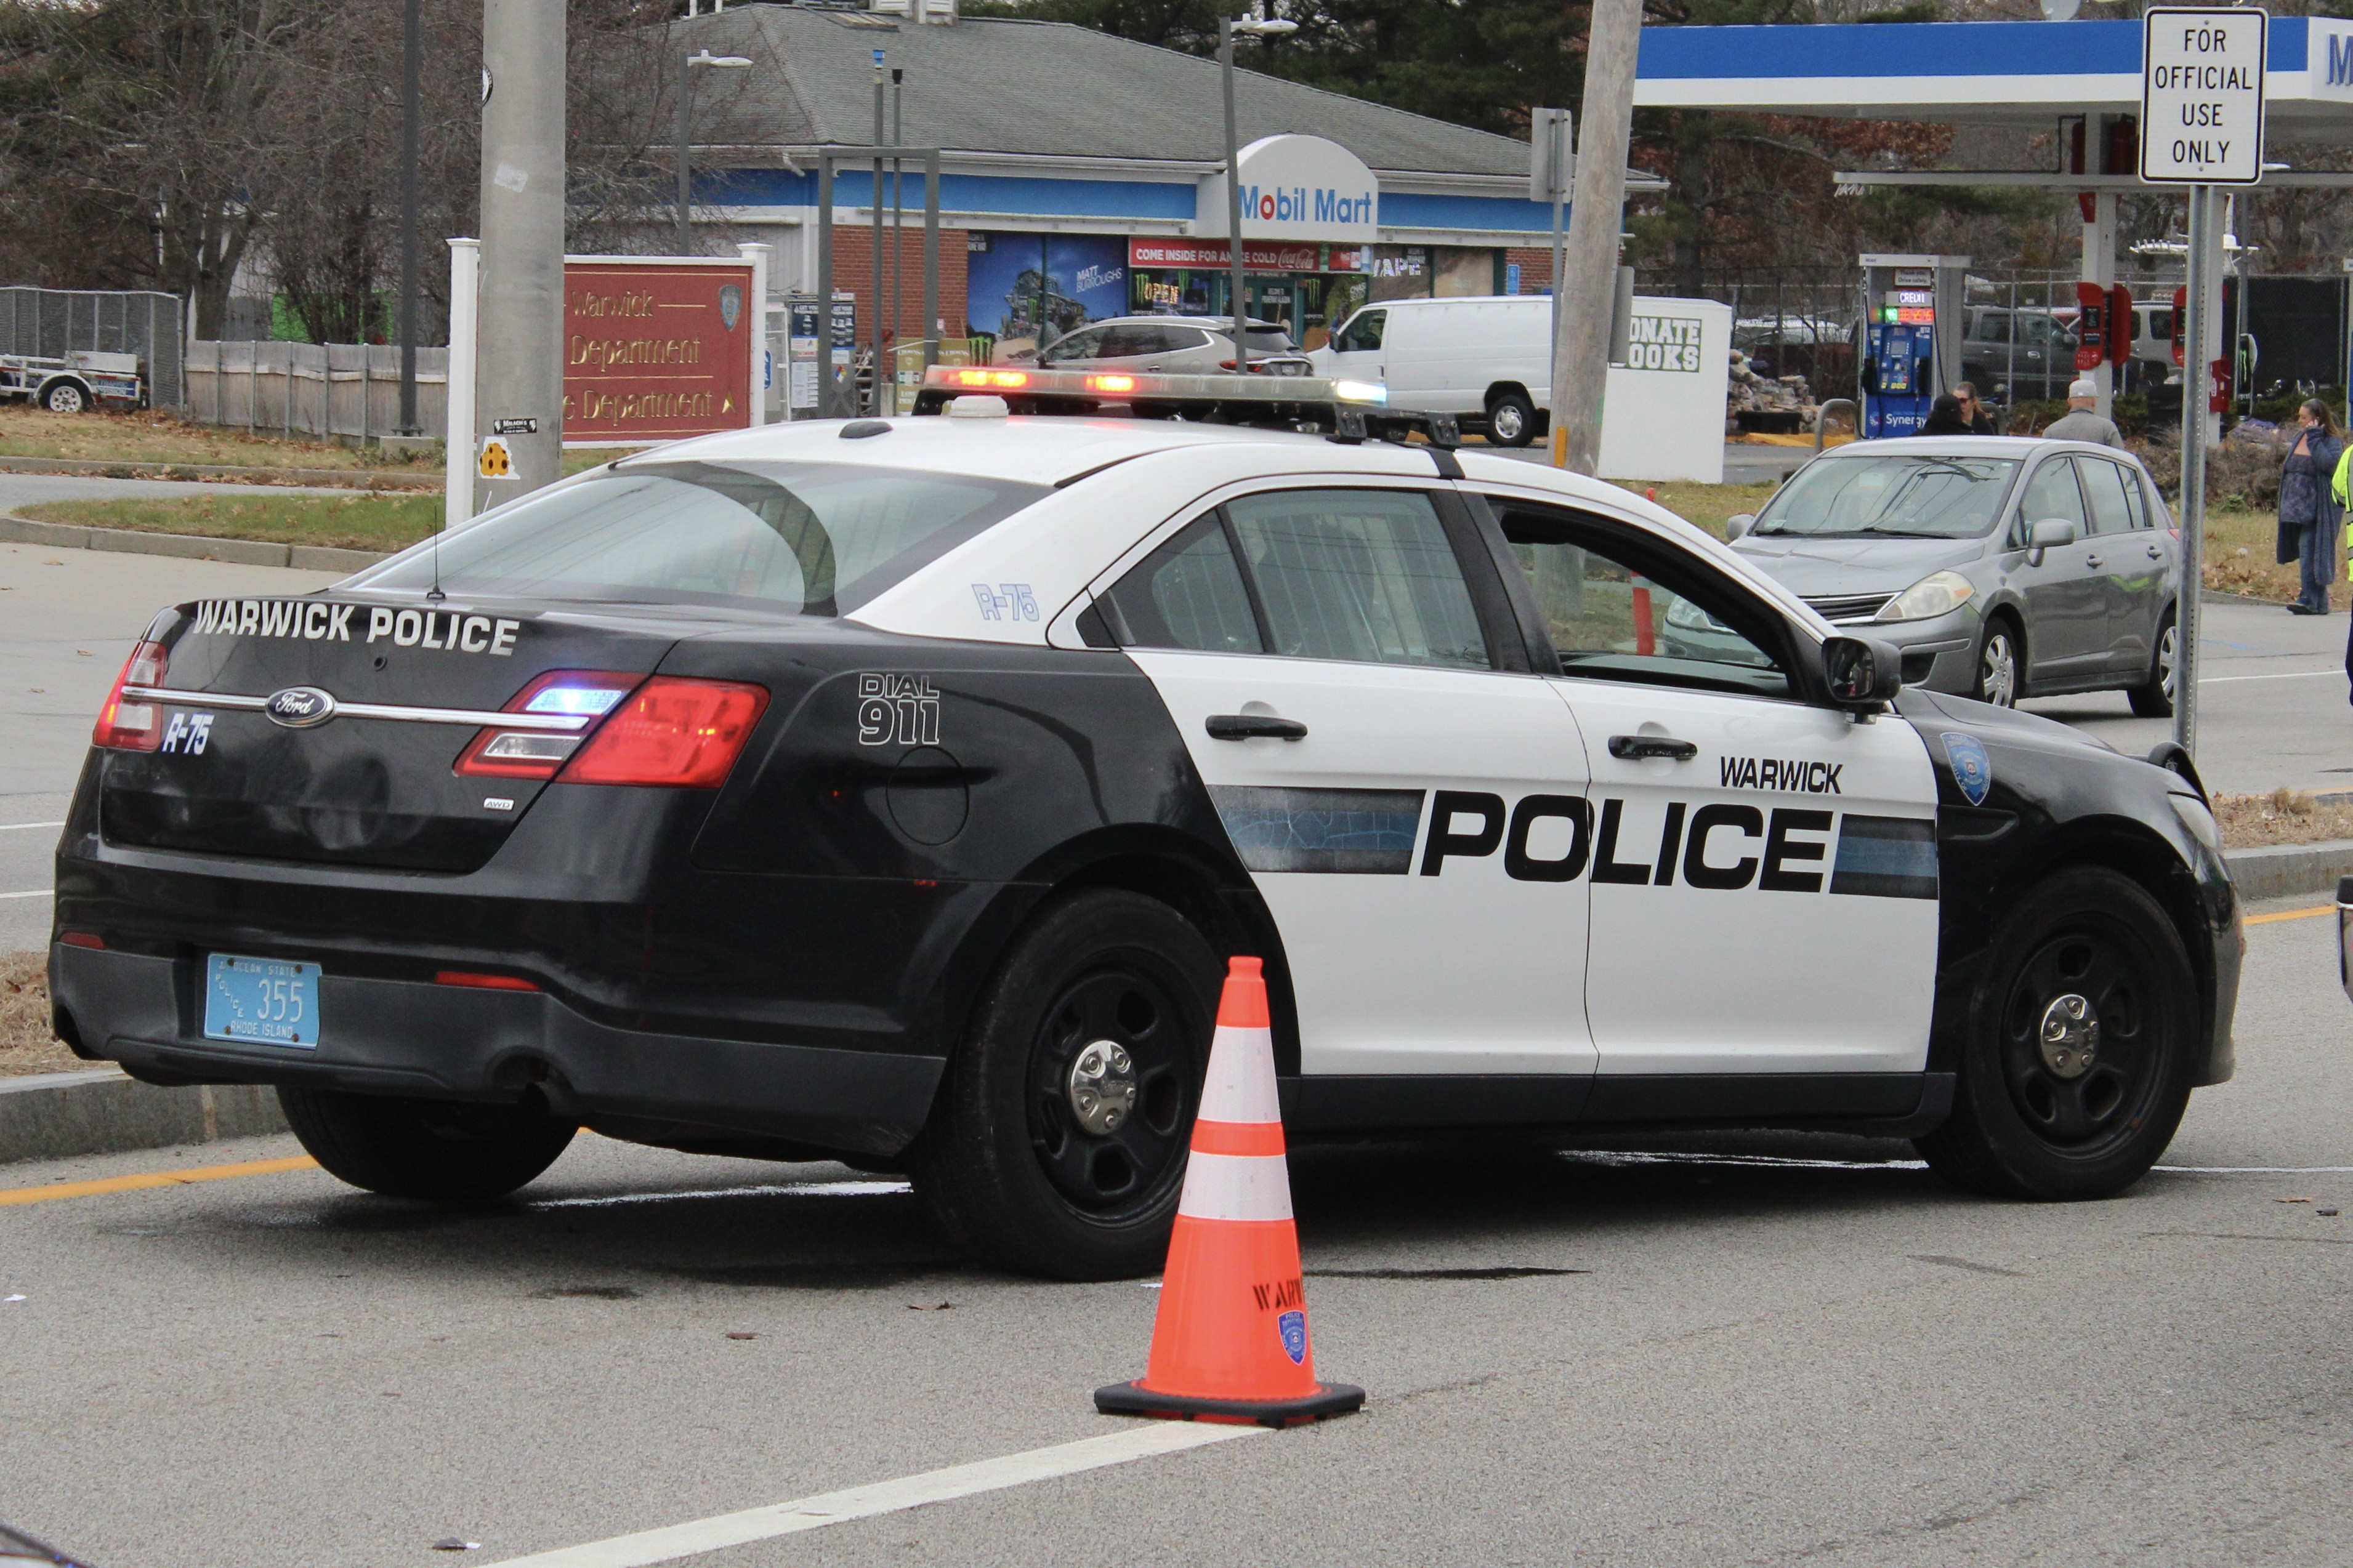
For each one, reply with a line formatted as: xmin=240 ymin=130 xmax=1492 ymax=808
xmin=50 ymin=367 xmax=2242 ymax=1279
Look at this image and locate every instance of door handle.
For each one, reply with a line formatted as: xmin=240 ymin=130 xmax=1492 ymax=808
xmin=1607 ymin=734 xmax=1698 ymax=762
xmin=1206 ymin=714 xmax=1307 ymax=742
xmin=2146 ymin=544 xmax=2164 ymax=558
xmin=2085 ymin=553 xmax=2104 ymax=568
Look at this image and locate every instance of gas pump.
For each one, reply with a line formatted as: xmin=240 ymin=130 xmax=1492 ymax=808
xmin=1859 ymin=253 xmax=1967 ymax=438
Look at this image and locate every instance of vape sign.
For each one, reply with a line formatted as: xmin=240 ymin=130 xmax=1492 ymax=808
xmin=2140 ymin=8 xmax=2267 ymax=185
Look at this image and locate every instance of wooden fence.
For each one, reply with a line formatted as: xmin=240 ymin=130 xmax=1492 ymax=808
xmin=187 ymin=341 xmax=449 ymax=442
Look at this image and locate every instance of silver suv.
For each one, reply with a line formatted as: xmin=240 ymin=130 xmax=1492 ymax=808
xmin=1034 ymin=315 xmax=1301 ymax=374
xmin=1722 ymin=436 xmax=2178 ymax=714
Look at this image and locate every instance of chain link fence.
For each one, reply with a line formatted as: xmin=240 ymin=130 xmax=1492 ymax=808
xmin=0 ymin=287 xmax=186 ymax=407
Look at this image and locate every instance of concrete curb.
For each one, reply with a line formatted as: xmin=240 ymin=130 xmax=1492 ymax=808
xmin=0 ymin=454 xmax=440 ymax=490
xmin=0 ymin=513 xmax=388 ymax=572
xmin=2223 ymin=838 xmax=2353 ymax=902
xmin=0 ymin=1067 xmax=286 ymax=1165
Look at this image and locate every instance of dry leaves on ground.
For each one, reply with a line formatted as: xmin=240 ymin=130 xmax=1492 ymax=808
xmin=2211 ymin=789 xmax=2353 ymax=848
xmin=0 ymin=951 xmax=89 ymax=1076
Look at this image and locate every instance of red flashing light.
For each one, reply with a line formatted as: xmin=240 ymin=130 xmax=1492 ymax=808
xmin=93 ymin=641 xmax=168 ymax=751
xmin=559 ymin=677 xmax=769 ymax=789
xmin=1088 ymin=374 xmax=1137 ymax=393
xmin=951 ymin=369 xmax=1029 ymax=390
xmin=434 ymin=970 xmax=540 ymax=991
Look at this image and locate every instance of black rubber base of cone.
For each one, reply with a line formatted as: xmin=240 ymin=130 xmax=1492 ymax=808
xmin=1094 ymin=1379 xmax=1366 ymax=1428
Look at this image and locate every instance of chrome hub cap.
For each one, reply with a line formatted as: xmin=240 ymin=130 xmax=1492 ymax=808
xmin=2038 ymin=993 xmax=2099 ymax=1079
xmin=1492 ymin=404 xmax=1524 ymax=441
xmin=1982 ymin=634 xmax=2017 ymax=707
xmin=1066 ymin=1040 xmax=1137 ymax=1135
xmin=2158 ymin=623 xmax=2178 ymax=701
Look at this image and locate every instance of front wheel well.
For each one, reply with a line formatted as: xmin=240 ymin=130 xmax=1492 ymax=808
xmin=2033 ymin=829 xmax=2220 ymax=1079
xmin=1485 ymin=380 xmax=1532 ymax=408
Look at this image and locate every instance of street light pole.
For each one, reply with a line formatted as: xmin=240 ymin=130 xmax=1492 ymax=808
xmin=676 ymin=47 xmax=752 ymax=255
xmin=1218 ymin=15 xmax=1294 ymax=376
xmin=396 ymin=0 xmax=421 ymax=436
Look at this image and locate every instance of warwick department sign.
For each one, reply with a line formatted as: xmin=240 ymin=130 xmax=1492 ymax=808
xmin=563 ymin=258 xmax=757 ymax=441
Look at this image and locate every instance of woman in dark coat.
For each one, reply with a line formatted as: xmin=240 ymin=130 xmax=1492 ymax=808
xmin=1918 ymin=393 xmax=1974 ymax=435
xmin=2278 ymin=398 xmax=2344 ymax=615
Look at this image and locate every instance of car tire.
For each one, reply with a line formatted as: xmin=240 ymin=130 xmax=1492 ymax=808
xmin=908 ymin=888 xmax=1221 ymax=1281
xmin=2127 ymin=608 xmax=2177 ymax=718
xmin=42 ymin=380 xmax=87 ymax=414
xmin=278 ymin=1086 xmax=576 ymax=1202
xmin=1972 ymin=615 xmax=2024 ymax=707
xmin=1915 ymin=866 xmax=2195 ymax=1200
xmin=1485 ymin=390 xmax=1537 ymax=448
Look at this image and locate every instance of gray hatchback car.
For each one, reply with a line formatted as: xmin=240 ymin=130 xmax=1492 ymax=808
xmin=1721 ymin=436 xmax=2178 ymax=713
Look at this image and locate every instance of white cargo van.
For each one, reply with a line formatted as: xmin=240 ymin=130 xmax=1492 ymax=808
xmin=1308 ymin=296 xmax=1552 ymax=446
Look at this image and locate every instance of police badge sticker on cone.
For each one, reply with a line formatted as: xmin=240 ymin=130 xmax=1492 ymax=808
xmin=1096 ymin=957 xmax=1365 ymax=1428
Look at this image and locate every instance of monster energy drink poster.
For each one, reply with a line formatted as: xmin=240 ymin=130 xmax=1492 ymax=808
xmin=964 ymin=232 xmax=1129 ymax=363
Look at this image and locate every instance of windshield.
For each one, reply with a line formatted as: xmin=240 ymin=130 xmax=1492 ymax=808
xmin=352 ymin=460 xmax=1049 ymax=614
xmin=1750 ymin=455 xmax=2020 ymax=539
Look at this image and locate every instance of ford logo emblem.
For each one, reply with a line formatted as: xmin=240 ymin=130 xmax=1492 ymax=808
xmin=264 ymin=686 xmax=337 ymax=728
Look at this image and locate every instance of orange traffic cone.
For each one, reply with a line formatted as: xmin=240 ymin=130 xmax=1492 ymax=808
xmin=1096 ymin=956 xmax=1364 ymax=1428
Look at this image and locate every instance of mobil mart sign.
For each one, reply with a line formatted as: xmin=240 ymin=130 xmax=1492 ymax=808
xmin=1197 ymin=135 xmax=1379 ymax=242
xmin=2140 ymin=7 xmax=2267 ymax=185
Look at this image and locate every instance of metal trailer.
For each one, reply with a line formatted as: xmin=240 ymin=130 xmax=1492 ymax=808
xmin=0 ymin=350 xmax=145 ymax=413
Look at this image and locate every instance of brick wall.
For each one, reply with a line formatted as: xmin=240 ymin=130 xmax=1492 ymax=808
xmin=822 ymin=224 xmax=972 ymax=345
xmin=1504 ymin=246 xmax=1557 ymax=294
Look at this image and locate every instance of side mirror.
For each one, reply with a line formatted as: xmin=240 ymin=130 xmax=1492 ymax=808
xmin=1724 ymin=513 xmax=1756 ymax=542
xmin=2024 ymin=516 xmax=2078 ymax=565
xmin=1823 ymin=635 xmax=1902 ymax=711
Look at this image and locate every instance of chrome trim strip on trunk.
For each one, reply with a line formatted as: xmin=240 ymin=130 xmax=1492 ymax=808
xmin=120 ymin=686 xmax=594 ymax=733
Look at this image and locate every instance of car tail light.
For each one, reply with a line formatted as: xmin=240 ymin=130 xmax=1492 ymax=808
xmin=455 ymin=670 xmax=643 ymax=780
xmin=93 ymin=640 xmax=168 ymax=750
xmin=60 ymin=931 xmax=105 ymax=951
xmin=559 ymin=678 xmax=769 ymax=789
xmin=435 ymin=970 xmax=539 ymax=991
xmin=949 ymin=369 xmax=1028 ymax=390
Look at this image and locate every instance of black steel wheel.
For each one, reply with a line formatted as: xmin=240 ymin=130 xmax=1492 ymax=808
xmin=910 ymin=889 xmax=1219 ymax=1280
xmin=1917 ymin=867 xmax=2195 ymax=1199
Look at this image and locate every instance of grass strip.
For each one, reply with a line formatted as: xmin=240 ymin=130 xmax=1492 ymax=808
xmin=18 ymin=492 xmax=442 ymax=553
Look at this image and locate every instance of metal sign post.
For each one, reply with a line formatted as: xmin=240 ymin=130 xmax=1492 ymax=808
xmin=812 ymin=145 xmax=942 ymax=419
xmin=1530 ymin=108 xmax=1572 ymax=353
xmin=2141 ymin=6 xmax=2267 ymax=757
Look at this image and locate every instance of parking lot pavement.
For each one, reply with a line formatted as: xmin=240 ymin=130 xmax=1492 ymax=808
xmin=1 ymin=895 xmax=2346 ymax=1568
xmin=0 ymin=541 xmax=344 ymax=949
xmin=2027 ymin=596 xmax=2353 ymax=796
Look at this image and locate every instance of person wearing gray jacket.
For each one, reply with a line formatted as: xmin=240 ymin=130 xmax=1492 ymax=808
xmin=2041 ymin=377 xmax=2127 ymax=448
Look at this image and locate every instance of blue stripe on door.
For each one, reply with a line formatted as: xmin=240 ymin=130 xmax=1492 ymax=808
xmin=1212 ymin=787 xmax=1427 ymax=874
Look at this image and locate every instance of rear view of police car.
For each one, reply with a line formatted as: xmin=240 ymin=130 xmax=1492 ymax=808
xmin=49 ymin=393 xmax=2240 ymax=1279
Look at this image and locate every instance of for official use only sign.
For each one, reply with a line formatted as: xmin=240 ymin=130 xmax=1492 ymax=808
xmin=2140 ymin=7 xmax=2268 ymax=185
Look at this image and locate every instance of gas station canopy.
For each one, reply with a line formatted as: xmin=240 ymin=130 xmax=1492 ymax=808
xmin=1635 ymin=15 xmax=2353 ymax=139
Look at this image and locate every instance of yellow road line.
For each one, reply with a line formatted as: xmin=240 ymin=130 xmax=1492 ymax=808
xmin=2247 ymin=905 xmax=2335 ymax=927
xmin=0 ymin=1154 xmax=317 ymax=1209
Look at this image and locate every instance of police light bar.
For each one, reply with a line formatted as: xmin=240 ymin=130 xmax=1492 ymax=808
xmin=913 ymin=364 xmax=1459 ymax=446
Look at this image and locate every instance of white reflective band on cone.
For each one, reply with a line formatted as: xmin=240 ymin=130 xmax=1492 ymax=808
xmin=1198 ymin=1026 xmax=1281 ymax=1124
xmin=1176 ymin=1151 xmax=1295 ymax=1223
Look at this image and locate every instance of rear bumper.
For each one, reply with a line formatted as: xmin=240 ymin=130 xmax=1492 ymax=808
xmin=50 ymin=942 xmax=943 ymax=1156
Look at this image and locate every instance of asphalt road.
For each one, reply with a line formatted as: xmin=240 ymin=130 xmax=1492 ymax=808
xmin=1 ymin=892 xmax=2347 ymax=1568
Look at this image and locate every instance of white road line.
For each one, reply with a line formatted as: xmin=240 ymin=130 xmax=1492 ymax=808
xmin=0 ymin=889 xmax=52 ymax=901
xmin=2198 ymin=669 xmax=2343 ymax=685
xmin=530 ymin=1180 xmax=910 ymax=1209
xmin=0 ymin=821 xmax=63 ymax=832
xmin=488 ymin=1423 xmax=1265 ymax=1568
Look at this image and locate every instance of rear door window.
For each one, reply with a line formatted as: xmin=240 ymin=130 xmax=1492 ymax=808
xmin=1103 ymin=516 xmax=1262 ymax=654
xmin=1224 ymin=489 xmax=1489 ymax=669
xmin=2077 ymin=459 xmax=2139 ymax=535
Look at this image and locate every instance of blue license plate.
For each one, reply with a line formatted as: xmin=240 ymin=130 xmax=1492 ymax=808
xmin=203 ymin=954 xmax=321 ymax=1048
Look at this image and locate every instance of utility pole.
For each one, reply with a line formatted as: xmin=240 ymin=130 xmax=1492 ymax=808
xmin=871 ymin=48 xmax=886 ymax=416
xmin=1550 ymin=0 xmax=1641 ymax=475
xmin=475 ymin=0 xmax=565 ymax=505
xmin=396 ymin=0 xmax=421 ymax=437
xmin=1217 ymin=14 xmax=1295 ymax=374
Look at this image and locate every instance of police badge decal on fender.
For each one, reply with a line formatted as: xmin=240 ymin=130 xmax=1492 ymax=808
xmin=1941 ymin=733 xmax=1995 ymax=806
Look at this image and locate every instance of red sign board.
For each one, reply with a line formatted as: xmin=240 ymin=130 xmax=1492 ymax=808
xmin=563 ymin=260 xmax=754 ymax=443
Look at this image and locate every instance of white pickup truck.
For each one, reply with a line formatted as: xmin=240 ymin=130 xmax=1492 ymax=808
xmin=0 ymin=349 xmax=144 ymax=412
